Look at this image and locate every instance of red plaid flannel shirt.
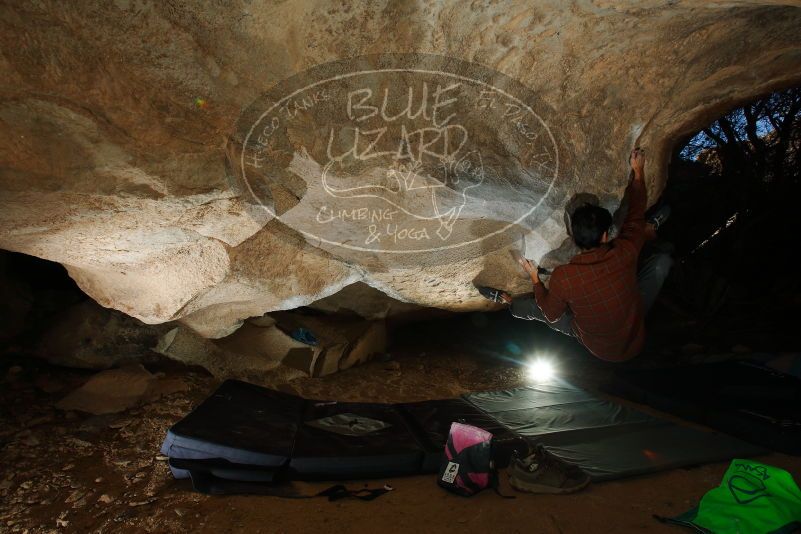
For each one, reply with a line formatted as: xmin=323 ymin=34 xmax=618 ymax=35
xmin=533 ymin=178 xmax=647 ymax=361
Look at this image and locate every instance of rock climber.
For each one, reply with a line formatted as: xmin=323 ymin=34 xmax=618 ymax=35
xmin=477 ymin=148 xmax=673 ymax=362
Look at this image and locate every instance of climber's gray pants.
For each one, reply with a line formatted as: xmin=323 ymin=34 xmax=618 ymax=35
xmin=510 ymin=251 xmax=674 ymax=337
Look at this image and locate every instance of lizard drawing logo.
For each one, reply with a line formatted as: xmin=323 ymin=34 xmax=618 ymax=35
xmin=233 ymin=53 xmax=559 ymax=262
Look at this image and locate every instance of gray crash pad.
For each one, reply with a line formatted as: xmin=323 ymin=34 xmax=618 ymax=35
xmin=466 ymin=380 xmax=765 ymax=481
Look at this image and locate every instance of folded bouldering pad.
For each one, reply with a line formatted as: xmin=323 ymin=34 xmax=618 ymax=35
xmin=161 ymin=381 xmax=303 ymax=480
xmin=161 ymin=380 xmax=514 ymax=482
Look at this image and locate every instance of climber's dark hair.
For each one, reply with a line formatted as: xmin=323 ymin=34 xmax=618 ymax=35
xmin=571 ymin=203 xmax=613 ymax=250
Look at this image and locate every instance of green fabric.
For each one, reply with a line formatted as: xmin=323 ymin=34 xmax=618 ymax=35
xmin=681 ymin=459 xmax=801 ymax=534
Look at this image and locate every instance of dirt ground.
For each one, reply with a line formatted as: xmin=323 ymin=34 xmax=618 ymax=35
xmin=2 ymin=349 xmax=800 ymax=534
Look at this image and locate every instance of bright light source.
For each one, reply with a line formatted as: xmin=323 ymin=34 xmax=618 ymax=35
xmin=526 ymin=358 xmax=556 ymax=382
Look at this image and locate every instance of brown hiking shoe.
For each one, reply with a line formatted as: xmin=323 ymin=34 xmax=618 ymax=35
xmin=508 ymin=445 xmax=590 ymax=494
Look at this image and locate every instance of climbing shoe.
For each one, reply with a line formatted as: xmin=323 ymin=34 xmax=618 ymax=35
xmin=508 ymin=445 xmax=590 ymax=494
xmin=476 ymin=286 xmax=510 ymax=304
xmin=646 ymin=204 xmax=671 ymax=230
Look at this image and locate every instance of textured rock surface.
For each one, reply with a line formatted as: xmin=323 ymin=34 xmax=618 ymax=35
xmin=154 ymin=312 xmax=388 ymax=379
xmin=36 ymin=300 xmax=164 ymax=369
xmin=55 ymin=364 xmax=158 ymax=415
xmin=1 ymin=1 xmax=800 ymax=337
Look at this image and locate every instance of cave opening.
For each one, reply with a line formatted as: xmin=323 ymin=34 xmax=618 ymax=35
xmin=652 ymin=83 xmax=801 ymax=357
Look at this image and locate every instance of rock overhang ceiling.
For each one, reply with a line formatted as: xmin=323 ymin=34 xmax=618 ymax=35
xmin=1 ymin=0 xmax=800 ymax=337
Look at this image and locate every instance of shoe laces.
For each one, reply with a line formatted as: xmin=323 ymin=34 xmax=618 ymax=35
xmin=528 ymin=445 xmax=559 ymax=473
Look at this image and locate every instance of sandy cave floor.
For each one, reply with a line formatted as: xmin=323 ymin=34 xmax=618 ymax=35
xmin=1 ymin=348 xmax=800 ymax=534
